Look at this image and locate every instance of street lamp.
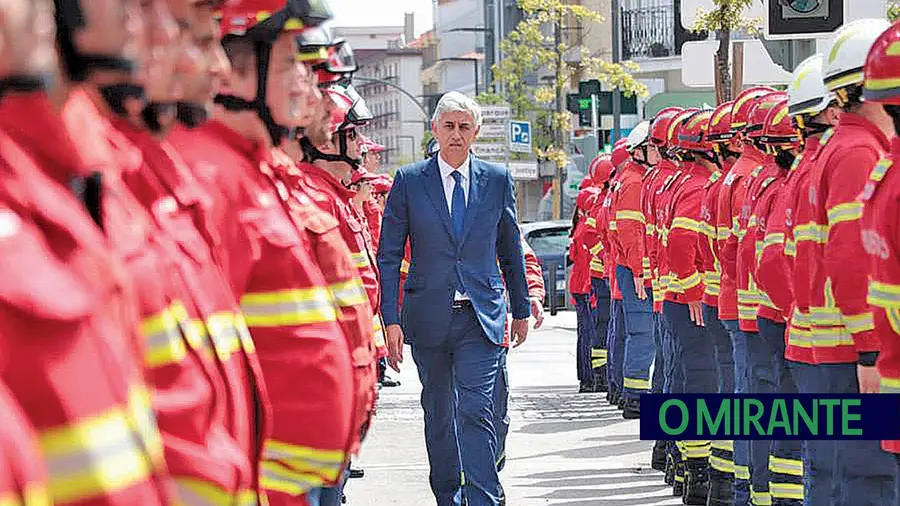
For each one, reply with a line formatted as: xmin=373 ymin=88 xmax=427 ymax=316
xmin=438 ymin=57 xmax=482 ymax=96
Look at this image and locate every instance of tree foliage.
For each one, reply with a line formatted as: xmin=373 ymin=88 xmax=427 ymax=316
xmin=491 ymin=0 xmax=647 ymax=167
xmin=889 ymin=2 xmax=900 ymax=22
xmin=692 ymin=0 xmax=760 ymax=103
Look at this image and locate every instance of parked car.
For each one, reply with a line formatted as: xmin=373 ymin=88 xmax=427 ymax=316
xmin=520 ymin=220 xmax=572 ymax=309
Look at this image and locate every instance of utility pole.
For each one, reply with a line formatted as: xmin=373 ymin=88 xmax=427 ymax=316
xmin=552 ymin=17 xmax=564 ymax=220
xmin=611 ymin=0 xmax=621 ymax=142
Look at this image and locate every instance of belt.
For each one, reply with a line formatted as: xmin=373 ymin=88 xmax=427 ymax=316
xmin=452 ymin=299 xmax=473 ymax=310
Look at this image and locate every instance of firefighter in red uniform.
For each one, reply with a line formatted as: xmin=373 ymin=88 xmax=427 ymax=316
xmin=755 ymin=54 xmax=841 ymax=506
xmin=700 ymin=100 xmax=740 ymax=504
xmin=58 ymin=1 xmax=272 ymax=502
xmin=168 ymin=1 xmax=368 ymax=504
xmin=713 ymin=85 xmax=774 ymax=506
xmin=727 ymin=91 xmax=787 ymax=506
xmin=609 ymin=122 xmax=657 ymax=418
xmin=0 ymin=381 xmax=48 ymax=506
xmin=582 ymin=154 xmax=615 ymax=392
xmin=571 ymin=186 xmax=601 ymax=392
xmin=0 ymin=1 xmax=175 ymax=503
xmin=801 ymin=19 xmax=897 ymax=505
xmin=861 ymin=18 xmax=900 ymax=472
xmin=658 ymin=110 xmax=716 ymax=504
xmin=742 ymin=99 xmax=805 ymax=506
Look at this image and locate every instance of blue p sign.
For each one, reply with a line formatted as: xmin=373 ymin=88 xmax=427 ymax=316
xmin=509 ymin=120 xmax=531 ymax=153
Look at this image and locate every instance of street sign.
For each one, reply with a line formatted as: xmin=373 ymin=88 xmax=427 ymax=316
xmin=682 ymin=40 xmax=792 ymax=87
xmin=508 ymin=161 xmax=538 ymax=181
xmin=472 ymin=143 xmax=506 ymax=158
xmin=478 ymin=123 xmax=507 ymax=138
xmin=509 ymin=120 xmax=532 ymax=153
xmin=481 ymin=105 xmax=511 ymax=120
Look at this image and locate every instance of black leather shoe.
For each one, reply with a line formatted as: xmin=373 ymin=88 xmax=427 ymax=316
xmin=578 ymin=381 xmax=593 ymax=393
xmin=622 ymin=398 xmax=640 ymax=419
xmin=651 ymin=441 xmax=667 ymax=472
xmin=380 ymin=376 xmax=401 ymax=387
xmin=348 ymin=466 xmax=365 ymax=479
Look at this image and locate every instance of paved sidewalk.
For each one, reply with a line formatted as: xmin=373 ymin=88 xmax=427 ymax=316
xmin=344 ymin=311 xmax=681 ymax=505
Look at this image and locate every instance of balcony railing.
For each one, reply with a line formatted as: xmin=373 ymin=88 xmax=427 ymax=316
xmin=621 ymin=4 xmax=676 ymax=60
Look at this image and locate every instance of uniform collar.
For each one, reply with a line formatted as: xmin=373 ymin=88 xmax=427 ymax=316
xmin=838 ymin=112 xmax=891 ymax=152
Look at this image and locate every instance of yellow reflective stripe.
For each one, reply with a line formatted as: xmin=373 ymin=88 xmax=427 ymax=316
xmin=788 ymin=310 xmax=814 ymax=348
xmin=710 ymin=455 xmax=736 ymax=474
xmin=751 ymin=489 xmax=773 ymax=505
xmin=784 ymin=238 xmax=797 ymax=257
xmin=592 ymin=349 xmax=608 ymax=367
xmin=826 ymin=202 xmax=863 ymax=226
xmin=682 ymin=441 xmax=711 ymax=459
xmin=869 ymin=158 xmax=893 ymax=183
xmin=698 ymin=221 xmax=716 ymax=238
xmin=793 ymin=223 xmax=821 ymax=243
xmin=711 ymin=440 xmax=734 ymax=452
xmin=717 ymin=226 xmax=731 ymax=241
xmin=842 ymin=312 xmax=874 ymax=335
xmin=241 ymin=287 xmax=338 ymax=327
xmin=704 ymin=285 xmax=722 ymax=296
xmin=204 ymin=312 xmax=246 ymax=362
xmin=350 ymin=252 xmax=370 ymax=269
xmin=869 ymin=280 xmax=900 ymax=309
xmin=585 ymin=217 xmax=597 ymax=227
xmin=769 ymin=483 xmax=804 ymax=500
xmin=592 ymin=357 xmax=608 ymax=368
xmin=263 ymin=440 xmax=344 ymax=484
xmin=260 ymin=461 xmax=322 ymax=496
xmin=748 ymin=215 xmax=758 ymax=230
xmin=141 ymin=303 xmax=189 ymax=368
xmin=590 ymin=259 xmax=605 ymax=272
xmin=400 ymin=259 xmax=410 ymax=275
xmin=732 ymin=216 xmax=740 ymax=236
xmin=373 ymin=317 xmax=386 ymax=348
xmin=882 ymin=376 xmax=900 ymax=393
xmin=623 ymin=377 xmax=650 ymax=390
xmin=671 ymin=217 xmax=702 ymax=233
xmin=768 ymin=456 xmax=803 ymax=477
xmin=39 ymin=388 xmax=162 ymax=505
xmin=0 ymin=486 xmax=50 ymax=506
xmin=735 ymin=465 xmax=751 ymax=481
xmin=175 ymin=479 xmax=258 ymax=506
xmin=329 ymin=279 xmax=368 ymax=308
xmin=609 ymin=221 xmax=618 ymax=231
xmin=763 ymin=232 xmax=784 ymax=250
xmin=615 ymin=210 xmax=646 ymax=223
xmin=645 ymin=223 xmax=656 ymax=236
xmin=887 ymin=308 xmax=900 ymax=335
xmin=669 ymin=272 xmax=702 ymax=294
xmin=590 ymin=242 xmax=604 ymax=255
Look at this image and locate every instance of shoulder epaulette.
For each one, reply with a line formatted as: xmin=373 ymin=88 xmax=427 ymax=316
xmin=820 ymin=127 xmax=835 ymax=146
xmin=790 ymin=153 xmax=805 ymax=172
xmin=750 ymin=164 xmax=764 ymax=177
xmin=861 ymin=158 xmax=895 ymax=202
xmin=709 ymin=171 xmax=722 ymax=183
xmin=761 ymin=177 xmax=777 ymax=190
xmin=660 ymin=170 xmax=683 ymax=193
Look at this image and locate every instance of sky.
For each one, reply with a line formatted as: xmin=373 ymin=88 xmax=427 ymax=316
xmin=330 ymin=0 xmax=435 ymax=36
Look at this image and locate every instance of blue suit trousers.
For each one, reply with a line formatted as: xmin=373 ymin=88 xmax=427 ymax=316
xmin=492 ymin=348 xmax=509 ymax=473
xmin=411 ymin=306 xmax=502 ymax=506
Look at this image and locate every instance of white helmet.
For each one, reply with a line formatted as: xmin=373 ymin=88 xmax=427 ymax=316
xmin=625 ymin=120 xmax=651 ymax=151
xmin=823 ymin=18 xmax=891 ymax=93
xmin=788 ymin=54 xmax=833 ymax=117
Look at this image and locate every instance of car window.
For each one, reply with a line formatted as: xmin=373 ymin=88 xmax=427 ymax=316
xmin=527 ymin=228 xmax=570 ymax=257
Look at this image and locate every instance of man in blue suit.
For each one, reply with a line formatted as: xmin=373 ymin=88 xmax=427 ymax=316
xmin=378 ymin=92 xmax=531 ymax=506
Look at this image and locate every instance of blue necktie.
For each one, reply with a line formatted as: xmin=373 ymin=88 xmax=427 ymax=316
xmin=450 ymin=170 xmax=467 ymax=294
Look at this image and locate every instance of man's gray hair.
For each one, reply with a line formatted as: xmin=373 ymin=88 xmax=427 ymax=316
xmin=431 ymin=91 xmax=483 ymax=128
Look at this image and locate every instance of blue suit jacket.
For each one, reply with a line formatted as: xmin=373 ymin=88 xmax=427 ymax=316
xmin=377 ymin=155 xmax=531 ymax=347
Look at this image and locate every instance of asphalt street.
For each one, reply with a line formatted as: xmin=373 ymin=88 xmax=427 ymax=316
xmin=344 ymin=310 xmax=682 ymax=505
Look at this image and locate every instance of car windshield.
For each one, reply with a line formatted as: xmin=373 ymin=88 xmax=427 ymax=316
xmin=527 ymin=228 xmax=569 ymax=257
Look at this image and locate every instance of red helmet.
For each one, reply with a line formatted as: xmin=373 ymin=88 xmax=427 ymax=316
xmin=666 ymin=108 xmax=699 ymax=155
xmin=707 ymin=101 xmax=735 ymax=142
xmin=863 ymin=20 xmax=900 ymax=105
xmin=745 ymin=92 xmax=788 ymax=140
xmin=676 ymin=110 xmax=714 ymax=152
xmin=611 ymin=141 xmax=630 ymax=167
xmin=579 ymin=176 xmax=593 ymax=190
xmin=358 ymin=134 xmax=386 ymax=154
xmin=295 ymin=26 xmax=358 ymax=85
xmin=349 ymin=169 xmax=380 ymax=185
xmin=759 ymin=100 xmax=801 ymax=146
xmin=731 ymin=86 xmax=776 ymax=132
xmin=576 ymin=188 xmax=598 ymax=211
xmin=372 ymin=175 xmax=393 ymax=194
xmin=219 ymin=0 xmax=332 ymax=38
xmin=588 ymin=154 xmax=614 ymax=185
xmin=649 ymin=107 xmax=685 ymax=147
xmin=324 ymin=85 xmax=372 ymax=134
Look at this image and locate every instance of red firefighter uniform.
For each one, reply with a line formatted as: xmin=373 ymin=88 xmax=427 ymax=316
xmin=864 ymin=139 xmax=900 ymax=451
xmin=363 ymin=198 xmax=383 ymax=255
xmin=807 ymin=112 xmax=889 ymax=363
xmin=757 ymin=137 xmax=821 ymax=324
xmin=785 ymin=131 xmax=834 ymax=364
xmin=60 ymin=91 xmax=262 ymax=505
xmin=0 ymin=95 xmax=173 ymax=505
xmin=169 ymin=120 xmax=358 ymax=498
xmin=664 ymin=162 xmax=713 ymax=304
xmin=716 ymin=89 xmax=774 ymax=322
xmin=570 ymin=189 xmax=598 ymax=297
xmin=642 ymin=159 xmax=678 ymax=309
xmin=610 ymin=159 xmax=651 ymax=289
xmin=0 ymin=381 xmax=49 ymax=506
xmin=349 ymin=196 xmax=388 ymax=357
xmin=591 ymin=169 xmax=623 ymax=300
xmin=502 ymin=238 xmax=546 ymax=345
xmin=582 ymin=188 xmax=608 ymax=280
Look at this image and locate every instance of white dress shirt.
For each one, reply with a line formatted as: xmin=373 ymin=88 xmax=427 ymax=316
xmin=437 ymin=154 xmax=471 ymax=301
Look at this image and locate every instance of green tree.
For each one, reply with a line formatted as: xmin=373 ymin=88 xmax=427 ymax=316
xmin=889 ymin=2 xmax=900 ymax=22
xmin=491 ymin=0 xmax=647 ymax=168
xmin=692 ymin=0 xmax=761 ymax=103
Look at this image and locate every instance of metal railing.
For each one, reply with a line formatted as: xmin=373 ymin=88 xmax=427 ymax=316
xmin=621 ymin=4 xmax=676 ymax=60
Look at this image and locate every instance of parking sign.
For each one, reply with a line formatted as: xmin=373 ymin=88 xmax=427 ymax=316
xmin=509 ymin=120 xmax=532 ymax=153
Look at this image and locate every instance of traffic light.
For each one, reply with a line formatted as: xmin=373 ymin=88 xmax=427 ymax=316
xmin=765 ymin=0 xmax=844 ymax=40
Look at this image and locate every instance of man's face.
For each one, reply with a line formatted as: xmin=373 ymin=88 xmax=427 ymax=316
xmin=293 ymin=62 xmax=324 ymax=129
xmin=75 ymin=0 xmax=144 ymax=70
xmin=303 ymin=84 xmax=332 ymax=146
xmin=0 ymin=0 xmax=55 ymax=78
xmin=265 ymin=32 xmax=306 ymax=127
xmin=646 ymin=144 xmax=661 ymax=166
xmin=139 ymin=0 xmax=187 ymax=102
xmin=374 ymin=192 xmax=387 ymax=208
xmin=364 ymin=152 xmax=382 ymax=172
xmin=432 ymin=110 xmax=479 ymax=160
xmin=179 ymin=1 xmax=229 ymax=107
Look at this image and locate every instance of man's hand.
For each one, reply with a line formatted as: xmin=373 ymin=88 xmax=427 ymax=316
xmin=510 ymin=319 xmax=529 ymax=348
xmin=858 ymin=364 xmax=880 ymax=393
xmin=634 ymin=275 xmax=647 ymax=300
xmin=385 ymin=324 xmax=404 ymax=373
xmin=530 ymin=297 xmax=545 ymax=329
xmin=688 ymin=301 xmax=705 ymax=327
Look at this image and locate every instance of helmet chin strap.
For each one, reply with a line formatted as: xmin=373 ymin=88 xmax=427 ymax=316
xmin=0 ymin=73 xmax=56 ymax=98
xmin=214 ymin=40 xmax=290 ymax=146
xmin=299 ymin=130 xmax=361 ymax=170
xmin=175 ymin=102 xmax=210 ymax=129
xmin=140 ymin=102 xmax=177 ymax=134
